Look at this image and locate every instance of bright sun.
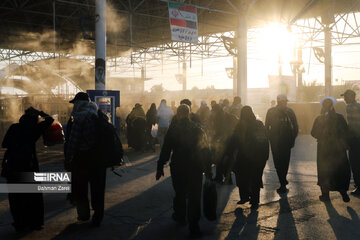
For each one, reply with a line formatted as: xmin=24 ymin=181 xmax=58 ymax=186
xmin=254 ymin=23 xmax=296 ymax=74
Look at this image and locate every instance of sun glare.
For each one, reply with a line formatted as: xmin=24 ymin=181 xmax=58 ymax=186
xmin=254 ymin=23 xmax=296 ymax=75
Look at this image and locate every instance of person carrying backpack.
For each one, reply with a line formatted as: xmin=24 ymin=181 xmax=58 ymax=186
xmin=342 ymin=89 xmax=360 ymax=196
xmin=265 ymin=94 xmax=298 ymax=194
xmin=66 ymin=92 xmax=107 ymax=227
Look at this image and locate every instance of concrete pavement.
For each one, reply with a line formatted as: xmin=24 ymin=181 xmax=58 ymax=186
xmin=0 ymin=135 xmax=360 ymax=239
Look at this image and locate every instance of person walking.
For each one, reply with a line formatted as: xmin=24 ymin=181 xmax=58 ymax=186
xmin=2 ymin=107 xmax=54 ymax=232
xmin=196 ymin=100 xmax=211 ymax=130
xmin=66 ymin=92 xmax=106 ymax=226
xmin=225 ymin=106 xmax=269 ymax=209
xmin=126 ymin=103 xmax=146 ymax=151
xmin=311 ymin=97 xmax=351 ymax=202
xmin=156 ymin=104 xmax=211 ymax=237
xmin=229 ymin=96 xmax=243 ymax=119
xmin=265 ymin=94 xmax=298 ymax=193
xmin=145 ymin=103 xmax=157 ymax=151
xmin=341 ymin=89 xmax=360 ymax=195
xmin=157 ymin=99 xmax=174 ymax=149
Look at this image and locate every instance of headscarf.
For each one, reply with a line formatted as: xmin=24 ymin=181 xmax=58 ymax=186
xmin=240 ymin=106 xmax=256 ymax=123
xmin=320 ymin=96 xmax=337 ymax=107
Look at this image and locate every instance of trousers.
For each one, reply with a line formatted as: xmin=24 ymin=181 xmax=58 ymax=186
xmin=72 ymin=166 xmax=106 ymax=223
xmin=170 ymin=165 xmax=203 ymax=229
xmin=271 ymin=144 xmax=291 ymax=186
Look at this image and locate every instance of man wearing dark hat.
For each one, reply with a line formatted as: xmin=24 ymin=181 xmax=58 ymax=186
xmin=342 ymin=89 xmax=360 ymax=195
xmin=265 ymin=94 xmax=298 ymax=194
xmin=156 ymin=104 xmax=211 ymax=237
xmin=64 ymin=92 xmax=91 ymax=204
xmin=65 ymin=92 xmax=107 ymax=226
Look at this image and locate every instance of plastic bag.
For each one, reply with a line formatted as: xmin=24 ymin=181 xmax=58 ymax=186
xmin=43 ymin=121 xmax=65 ymax=146
xmin=151 ymin=124 xmax=158 ymax=138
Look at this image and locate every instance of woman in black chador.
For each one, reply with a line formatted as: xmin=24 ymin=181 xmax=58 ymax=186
xmin=1 ymin=107 xmax=54 ymax=232
xmin=145 ymin=103 xmax=157 ymax=151
xmin=311 ymin=97 xmax=351 ymax=202
xmin=225 ymin=106 xmax=269 ymax=210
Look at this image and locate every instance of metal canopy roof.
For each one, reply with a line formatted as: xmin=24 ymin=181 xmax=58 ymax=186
xmin=1 ymin=0 xmax=359 ymax=55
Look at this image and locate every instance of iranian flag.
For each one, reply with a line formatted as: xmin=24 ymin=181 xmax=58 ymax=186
xmin=168 ymin=1 xmax=198 ymax=44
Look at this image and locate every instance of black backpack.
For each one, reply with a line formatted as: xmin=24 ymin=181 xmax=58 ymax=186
xmin=253 ymin=121 xmax=269 ymax=161
xmin=95 ymin=110 xmax=124 ymax=168
xmin=277 ymin=109 xmax=296 ymax=147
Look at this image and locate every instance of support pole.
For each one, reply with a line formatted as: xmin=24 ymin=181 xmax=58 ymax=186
xmin=324 ymin=24 xmax=332 ymax=96
xmin=182 ymin=61 xmax=187 ymax=92
xmin=297 ymin=47 xmax=304 ymax=101
xmin=53 ymin=0 xmax=56 ymax=58
xmin=233 ymin=56 xmax=237 ymax=97
xmin=95 ymin=0 xmax=106 ymax=90
xmin=236 ymin=14 xmax=247 ymax=104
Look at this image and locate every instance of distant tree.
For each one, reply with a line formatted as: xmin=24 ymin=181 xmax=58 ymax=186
xmin=150 ymin=84 xmax=165 ymax=93
xmin=302 ymin=81 xmax=323 ymax=102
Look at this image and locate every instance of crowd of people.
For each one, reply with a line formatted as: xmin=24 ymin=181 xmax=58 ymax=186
xmin=1 ymin=90 xmax=360 ymax=238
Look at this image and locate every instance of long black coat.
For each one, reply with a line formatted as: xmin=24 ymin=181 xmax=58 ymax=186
xmin=157 ymin=118 xmax=211 ymax=174
xmin=2 ymin=113 xmax=54 ymax=175
xmin=265 ymin=105 xmax=298 ymax=151
xmin=311 ymin=111 xmax=351 ymax=191
xmin=1 ymin=112 xmax=54 ymax=230
xmin=227 ymin=119 xmax=268 ymax=189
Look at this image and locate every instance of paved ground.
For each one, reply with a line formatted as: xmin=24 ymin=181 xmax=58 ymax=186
xmin=0 ymin=135 xmax=360 ymax=240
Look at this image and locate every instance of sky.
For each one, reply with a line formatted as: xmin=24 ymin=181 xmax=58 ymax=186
xmin=116 ymin=23 xmax=360 ymax=92
xmin=2 ymin=20 xmax=360 ymax=95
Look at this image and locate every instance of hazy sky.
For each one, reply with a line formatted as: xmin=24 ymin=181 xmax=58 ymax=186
xmin=120 ymin=23 xmax=360 ymax=92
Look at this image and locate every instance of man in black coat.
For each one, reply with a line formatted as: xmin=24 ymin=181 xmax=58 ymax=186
xmin=156 ymin=104 xmax=211 ymax=237
xmin=265 ymin=94 xmax=298 ymax=193
xmin=342 ymin=89 xmax=360 ymax=195
xmin=66 ymin=92 xmax=106 ymax=227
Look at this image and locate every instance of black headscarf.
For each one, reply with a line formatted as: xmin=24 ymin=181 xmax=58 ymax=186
xmin=240 ymin=106 xmax=256 ymax=123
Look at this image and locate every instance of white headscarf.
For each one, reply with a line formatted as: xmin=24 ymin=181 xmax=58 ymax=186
xmin=320 ymin=96 xmax=337 ymax=107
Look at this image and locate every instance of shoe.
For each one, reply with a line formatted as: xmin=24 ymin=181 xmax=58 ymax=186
xmin=172 ymin=213 xmax=186 ymax=226
xmin=250 ymin=203 xmax=259 ymax=210
xmin=276 ymin=186 xmax=288 ymax=194
xmin=237 ymin=198 xmax=250 ymax=204
xmin=91 ymin=216 xmax=102 ymax=227
xmin=340 ymin=192 xmax=350 ymax=203
xmin=91 ymin=220 xmax=101 ymax=227
xmin=30 ymin=225 xmax=43 ymax=231
xmin=351 ymin=188 xmax=360 ymax=196
xmin=12 ymin=223 xmax=31 ymax=233
xmin=319 ymin=194 xmax=330 ymax=202
xmin=189 ymin=224 xmax=202 ymax=238
xmin=77 ymin=216 xmax=90 ymax=222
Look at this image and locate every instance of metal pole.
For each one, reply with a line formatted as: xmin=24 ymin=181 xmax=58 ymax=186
xmin=297 ymin=47 xmax=303 ymax=100
xmin=95 ymin=0 xmax=106 ymax=90
xmin=236 ymin=14 xmax=247 ymax=104
xmin=182 ymin=61 xmax=187 ymax=92
xmin=53 ymin=0 xmax=56 ymax=58
xmin=324 ymin=24 xmax=332 ymax=96
xmin=233 ymin=56 xmax=237 ymax=97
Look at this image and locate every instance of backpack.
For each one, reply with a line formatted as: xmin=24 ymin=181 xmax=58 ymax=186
xmin=95 ymin=110 xmax=124 ymax=168
xmin=277 ymin=109 xmax=296 ymax=147
xmin=253 ymin=121 xmax=269 ymax=161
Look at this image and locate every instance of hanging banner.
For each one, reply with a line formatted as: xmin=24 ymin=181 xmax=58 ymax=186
xmin=168 ymin=1 xmax=198 ymax=44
